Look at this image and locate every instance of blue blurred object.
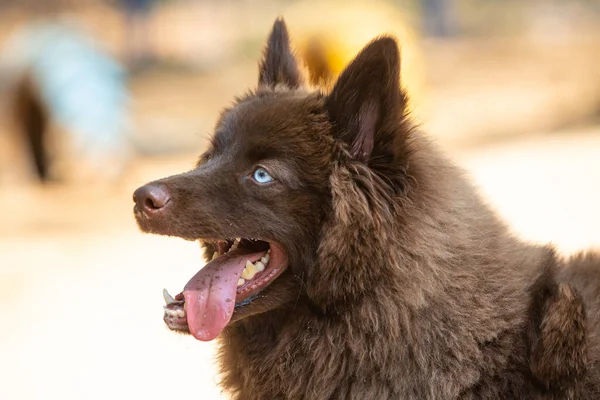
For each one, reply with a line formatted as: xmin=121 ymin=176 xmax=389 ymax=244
xmin=2 ymin=22 xmax=131 ymax=181
xmin=422 ymin=0 xmax=456 ymax=38
xmin=121 ymin=0 xmax=155 ymax=14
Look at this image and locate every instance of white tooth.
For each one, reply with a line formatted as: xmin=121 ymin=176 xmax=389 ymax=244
xmin=241 ymin=269 xmax=250 ymax=280
xmin=267 ymin=248 xmax=271 ymax=254
xmin=261 ymin=256 xmax=269 ymax=264
xmin=212 ymin=252 xmax=219 ymax=260
xmin=163 ymin=288 xmax=176 ymax=305
xmin=242 ymin=260 xmax=258 ymax=280
xmin=165 ymin=308 xmax=176 ymax=317
xmin=255 ymin=261 xmax=265 ymax=272
xmin=241 ymin=268 xmax=254 ymax=280
xmin=176 ymin=309 xmax=185 ymax=318
xmin=235 ymin=238 xmax=241 ymax=243
xmin=237 ymin=278 xmax=245 ymax=286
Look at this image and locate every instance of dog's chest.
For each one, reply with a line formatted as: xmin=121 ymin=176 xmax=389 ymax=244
xmin=221 ymin=324 xmax=486 ymax=399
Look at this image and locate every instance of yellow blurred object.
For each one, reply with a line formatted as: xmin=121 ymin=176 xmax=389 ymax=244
xmin=284 ymin=0 xmax=425 ymax=115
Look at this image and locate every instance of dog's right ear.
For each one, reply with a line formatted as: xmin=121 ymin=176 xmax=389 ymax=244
xmin=258 ymin=18 xmax=302 ymax=89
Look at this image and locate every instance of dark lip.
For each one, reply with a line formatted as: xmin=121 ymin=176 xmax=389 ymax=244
xmin=235 ymin=294 xmax=259 ymax=308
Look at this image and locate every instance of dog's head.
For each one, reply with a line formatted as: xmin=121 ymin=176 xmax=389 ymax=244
xmin=133 ymin=18 xmax=412 ymax=341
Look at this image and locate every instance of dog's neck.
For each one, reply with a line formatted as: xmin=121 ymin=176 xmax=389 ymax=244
xmin=308 ymin=139 xmax=537 ymax=310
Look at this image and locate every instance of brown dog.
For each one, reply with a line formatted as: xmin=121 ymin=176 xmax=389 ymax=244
xmin=133 ymin=18 xmax=600 ymax=399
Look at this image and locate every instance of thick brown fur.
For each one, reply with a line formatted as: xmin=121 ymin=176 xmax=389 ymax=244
xmin=134 ymin=19 xmax=600 ymax=399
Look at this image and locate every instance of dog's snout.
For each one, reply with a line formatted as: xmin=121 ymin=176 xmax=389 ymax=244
xmin=133 ymin=183 xmax=171 ymax=214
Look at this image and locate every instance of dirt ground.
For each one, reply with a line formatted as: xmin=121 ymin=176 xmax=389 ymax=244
xmin=0 ymin=158 xmax=228 ymax=399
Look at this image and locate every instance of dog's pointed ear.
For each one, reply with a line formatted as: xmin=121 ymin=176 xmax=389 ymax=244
xmin=258 ymin=18 xmax=302 ymax=89
xmin=326 ymin=37 xmax=408 ymax=162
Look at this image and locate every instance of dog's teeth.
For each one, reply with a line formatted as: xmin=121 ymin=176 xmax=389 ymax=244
xmin=237 ymin=278 xmax=245 ymax=287
xmin=255 ymin=261 xmax=265 ymax=272
xmin=241 ymin=268 xmax=251 ymax=279
xmin=176 ymin=309 xmax=185 ymax=318
xmin=212 ymin=252 xmax=219 ymax=260
xmin=261 ymin=255 xmax=269 ymax=264
xmin=267 ymin=248 xmax=271 ymax=254
xmin=241 ymin=260 xmax=258 ymax=280
xmin=165 ymin=308 xmax=176 ymax=317
xmin=163 ymin=289 xmax=176 ymax=305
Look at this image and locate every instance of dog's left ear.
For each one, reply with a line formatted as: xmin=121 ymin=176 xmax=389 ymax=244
xmin=258 ymin=18 xmax=303 ymax=89
xmin=326 ymin=37 xmax=409 ymax=162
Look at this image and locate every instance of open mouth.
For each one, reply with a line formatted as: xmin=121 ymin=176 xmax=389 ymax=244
xmin=162 ymin=238 xmax=288 ymax=341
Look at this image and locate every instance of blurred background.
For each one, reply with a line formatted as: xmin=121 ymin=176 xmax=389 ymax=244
xmin=1 ymin=0 xmax=599 ymax=398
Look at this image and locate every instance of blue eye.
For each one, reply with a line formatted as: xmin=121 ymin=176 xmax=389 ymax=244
xmin=252 ymin=167 xmax=274 ymax=184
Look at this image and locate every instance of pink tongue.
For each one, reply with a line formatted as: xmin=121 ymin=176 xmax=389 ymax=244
xmin=183 ymin=250 xmax=263 ymax=341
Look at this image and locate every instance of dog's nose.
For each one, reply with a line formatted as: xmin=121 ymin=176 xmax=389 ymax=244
xmin=133 ymin=183 xmax=171 ymax=213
